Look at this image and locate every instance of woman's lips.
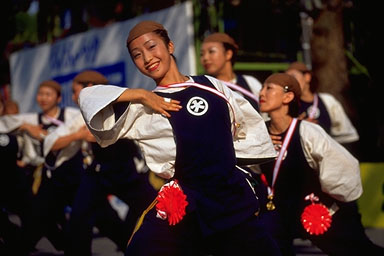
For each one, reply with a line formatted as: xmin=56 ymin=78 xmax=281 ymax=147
xmin=147 ymin=62 xmax=159 ymax=72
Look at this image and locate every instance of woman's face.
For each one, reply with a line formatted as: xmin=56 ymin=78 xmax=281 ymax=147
xmin=285 ymin=69 xmax=307 ymax=92
xmin=259 ymin=82 xmax=287 ymax=113
xmin=200 ymin=41 xmax=229 ymax=76
xmin=36 ymin=86 xmax=60 ymax=113
xmin=129 ymin=32 xmax=173 ymax=81
xmin=72 ymin=82 xmax=84 ymax=105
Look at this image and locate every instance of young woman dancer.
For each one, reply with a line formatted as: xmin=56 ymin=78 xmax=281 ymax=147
xmin=285 ymin=61 xmax=359 ymax=145
xmin=78 ymin=21 xmax=280 ymax=255
xmin=257 ymin=73 xmax=383 ymax=255
xmin=51 ymin=70 xmax=157 ymax=256
xmin=0 ymin=80 xmax=81 ymax=253
xmin=200 ymin=32 xmax=262 ymax=112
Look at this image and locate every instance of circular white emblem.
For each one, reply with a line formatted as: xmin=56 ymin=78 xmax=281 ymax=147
xmin=0 ymin=134 xmax=10 ymax=147
xmin=187 ymin=96 xmax=209 ymax=116
xmin=307 ymin=106 xmax=320 ymax=119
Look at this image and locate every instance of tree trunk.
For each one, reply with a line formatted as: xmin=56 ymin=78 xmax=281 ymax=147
xmin=311 ymin=0 xmax=352 ymax=115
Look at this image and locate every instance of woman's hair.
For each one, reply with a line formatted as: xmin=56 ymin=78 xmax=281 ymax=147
xmin=223 ymin=42 xmax=238 ymax=66
xmin=73 ymin=70 xmax=109 ymax=88
xmin=288 ymin=98 xmax=300 ymax=117
xmin=153 ymin=29 xmax=176 ymax=61
xmin=39 ymin=80 xmax=61 ymax=97
xmin=287 ymin=61 xmax=318 ymax=93
xmin=153 ymin=29 xmax=170 ymax=46
xmin=264 ymin=73 xmax=301 ymax=117
xmin=203 ymin=32 xmax=238 ymax=66
xmin=308 ymin=74 xmax=319 ymax=93
xmin=126 ymin=21 xmax=175 ymax=61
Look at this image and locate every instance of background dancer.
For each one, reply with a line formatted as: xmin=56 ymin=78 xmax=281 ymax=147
xmin=257 ymin=73 xmax=384 ymax=255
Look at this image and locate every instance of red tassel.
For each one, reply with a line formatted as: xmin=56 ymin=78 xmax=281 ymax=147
xmin=301 ymin=194 xmax=332 ymax=235
xmin=156 ymin=180 xmax=188 ymax=226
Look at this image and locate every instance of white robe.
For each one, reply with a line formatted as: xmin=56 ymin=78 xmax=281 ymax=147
xmin=79 ymin=75 xmax=277 ymax=179
xmin=43 ymin=110 xmax=88 ymax=169
xmin=0 ymin=107 xmax=80 ymax=166
xmin=319 ymin=93 xmax=359 ymax=143
xmin=299 ymin=120 xmax=362 ymax=202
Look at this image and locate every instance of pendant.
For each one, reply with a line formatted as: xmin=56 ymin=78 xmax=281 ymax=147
xmin=266 ymin=194 xmax=276 ymax=211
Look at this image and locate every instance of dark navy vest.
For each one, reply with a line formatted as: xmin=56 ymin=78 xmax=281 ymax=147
xmin=235 ymin=74 xmax=260 ymax=112
xmin=259 ymin=120 xmax=333 ymax=235
xmin=38 ymin=108 xmax=65 ymax=132
xmin=156 ymin=75 xmax=259 ymax=235
xmin=299 ymin=96 xmax=331 ymax=134
xmin=42 ymin=108 xmax=82 ymax=183
xmin=40 ymin=108 xmax=65 ymax=165
xmin=0 ymin=133 xmax=18 ymax=172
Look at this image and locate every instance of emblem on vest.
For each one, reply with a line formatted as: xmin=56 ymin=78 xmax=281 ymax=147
xmin=0 ymin=134 xmax=10 ymax=147
xmin=187 ymin=96 xmax=208 ymax=116
xmin=307 ymin=106 xmax=320 ymax=119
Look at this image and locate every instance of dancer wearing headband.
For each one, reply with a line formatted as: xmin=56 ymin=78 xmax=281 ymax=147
xmin=200 ymin=32 xmax=262 ymax=112
xmin=79 ymin=20 xmax=280 ymax=255
xmin=285 ymin=61 xmax=359 ymax=145
xmin=55 ymin=70 xmax=157 ymax=255
xmin=0 ymin=80 xmax=81 ymax=253
xmin=0 ymin=80 xmax=79 ymax=172
xmin=257 ymin=73 xmax=383 ymax=255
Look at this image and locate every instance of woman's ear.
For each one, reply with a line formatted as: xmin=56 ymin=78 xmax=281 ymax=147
xmin=225 ymin=49 xmax=233 ymax=62
xmin=283 ymin=91 xmax=295 ymax=104
xmin=304 ymin=72 xmax=312 ymax=84
xmin=168 ymin=41 xmax=175 ymax=55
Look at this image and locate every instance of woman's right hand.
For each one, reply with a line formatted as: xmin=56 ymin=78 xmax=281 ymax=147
xmin=19 ymin=123 xmax=47 ymax=141
xmin=118 ymin=88 xmax=182 ymax=117
xmin=138 ymin=90 xmax=182 ymax=117
xmin=77 ymin=125 xmax=96 ymax=142
xmin=298 ymin=112 xmax=318 ymax=124
xmin=269 ymin=134 xmax=282 ymax=151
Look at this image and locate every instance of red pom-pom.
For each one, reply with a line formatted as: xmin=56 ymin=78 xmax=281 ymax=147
xmin=301 ymin=203 xmax=332 ymax=235
xmin=156 ymin=180 xmax=188 ymax=225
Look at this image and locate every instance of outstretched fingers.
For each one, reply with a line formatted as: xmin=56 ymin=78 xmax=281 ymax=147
xmin=159 ymin=97 xmax=182 ymax=117
xmin=140 ymin=91 xmax=182 ymax=117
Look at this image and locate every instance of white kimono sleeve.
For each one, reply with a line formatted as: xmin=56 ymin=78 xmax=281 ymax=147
xmin=79 ymin=85 xmax=134 ymax=147
xmin=44 ymin=108 xmax=83 ymax=156
xmin=300 ymin=120 xmax=362 ymax=202
xmin=0 ymin=113 xmax=38 ymax=133
xmin=0 ymin=113 xmax=43 ymax=166
xmin=79 ymin=84 xmax=176 ymax=179
xmin=205 ymin=75 xmax=276 ymax=161
xmin=319 ymin=93 xmax=359 ymax=143
xmin=43 ymin=110 xmax=84 ymax=168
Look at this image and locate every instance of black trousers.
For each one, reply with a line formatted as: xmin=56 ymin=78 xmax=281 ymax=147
xmin=309 ymin=201 xmax=384 ymax=256
xmin=20 ymin=152 xmax=84 ymax=254
xmin=126 ymin=206 xmax=281 ymax=256
xmin=65 ymin=161 xmax=157 ymax=256
xmin=259 ymin=200 xmax=384 ymax=256
xmin=0 ymin=133 xmax=32 ymax=255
